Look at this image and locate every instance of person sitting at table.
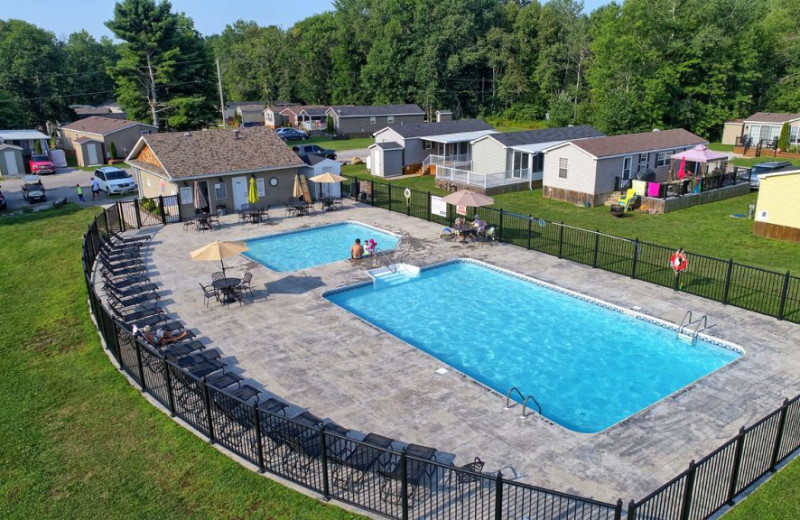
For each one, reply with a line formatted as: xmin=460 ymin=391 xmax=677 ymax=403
xmin=139 ymin=325 xmax=188 ymax=346
xmin=351 ymin=238 xmax=364 ymax=259
xmin=472 ymin=217 xmax=486 ymax=232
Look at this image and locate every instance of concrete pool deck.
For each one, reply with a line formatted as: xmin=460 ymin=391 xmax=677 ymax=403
xmin=127 ymin=200 xmax=800 ymax=502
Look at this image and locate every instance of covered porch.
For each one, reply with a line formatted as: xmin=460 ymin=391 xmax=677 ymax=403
xmin=420 ymin=129 xmax=495 ymax=174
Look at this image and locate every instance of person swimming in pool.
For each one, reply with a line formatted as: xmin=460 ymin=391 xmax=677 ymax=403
xmin=351 ymin=238 xmax=364 ymax=259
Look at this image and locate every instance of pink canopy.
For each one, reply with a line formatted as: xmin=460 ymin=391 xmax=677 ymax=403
xmin=670 ymin=145 xmax=728 ymax=163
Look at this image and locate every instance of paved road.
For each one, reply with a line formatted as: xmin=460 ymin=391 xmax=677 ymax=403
xmin=337 ymin=148 xmax=369 ymax=164
xmin=1 ymin=167 xmax=137 ymax=212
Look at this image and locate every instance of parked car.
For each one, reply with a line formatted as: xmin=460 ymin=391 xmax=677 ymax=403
xmin=292 ymin=144 xmax=337 ymax=160
xmin=275 ymin=127 xmax=308 ymax=141
xmin=22 ymin=175 xmax=46 ymax=203
xmin=747 ymin=161 xmax=793 ymax=189
xmin=0 ymin=185 xmax=6 ymax=209
xmin=29 ymin=153 xmax=56 ymax=175
xmin=95 ymin=166 xmax=137 ymax=194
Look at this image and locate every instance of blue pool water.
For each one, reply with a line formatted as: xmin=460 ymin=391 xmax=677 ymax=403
xmin=325 ymin=261 xmax=741 ymax=433
xmin=244 ymin=222 xmax=400 ymax=272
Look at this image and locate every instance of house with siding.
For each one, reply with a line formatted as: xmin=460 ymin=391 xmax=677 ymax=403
xmin=371 ymin=119 xmax=495 ymax=177
xmin=734 ymin=112 xmax=800 ymax=155
xmin=223 ymin=101 xmax=261 ymax=123
xmin=753 ymin=169 xmax=800 ymax=243
xmin=236 ymin=103 xmax=267 ymax=127
xmin=126 ymin=127 xmax=305 ymax=220
xmin=542 ymin=128 xmax=707 ymax=206
xmin=328 ymin=104 xmax=425 ymax=138
xmin=0 ymin=129 xmax=51 ymax=166
xmin=60 ymin=116 xmax=157 ymax=166
xmin=263 ymin=103 xmax=298 ymax=129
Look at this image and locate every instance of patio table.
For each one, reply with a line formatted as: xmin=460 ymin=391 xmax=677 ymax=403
xmin=212 ymin=277 xmax=241 ymax=305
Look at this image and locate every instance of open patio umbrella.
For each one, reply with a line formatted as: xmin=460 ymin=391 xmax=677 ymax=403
xmin=308 ymin=172 xmax=347 ymax=199
xmin=190 ymin=240 xmax=248 ymax=277
xmin=442 ymin=190 xmax=494 ymax=208
xmin=248 ymin=177 xmax=258 ymax=204
xmin=193 ymin=180 xmax=207 ymax=212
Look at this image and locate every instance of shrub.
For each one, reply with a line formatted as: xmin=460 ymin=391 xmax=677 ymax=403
xmin=140 ymin=197 xmax=161 ymax=215
xmin=778 ymin=122 xmax=790 ymax=151
xmin=109 ymin=142 xmax=117 ymax=160
xmin=34 ymin=139 xmax=42 ymax=154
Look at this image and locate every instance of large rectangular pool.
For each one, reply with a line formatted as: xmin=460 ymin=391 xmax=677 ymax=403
xmin=244 ymin=221 xmax=400 ymax=272
xmin=325 ymin=260 xmax=742 ymax=433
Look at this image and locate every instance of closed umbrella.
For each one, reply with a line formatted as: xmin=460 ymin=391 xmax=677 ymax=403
xmin=248 ymin=177 xmax=258 ymax=204
xmin=292 ymin=174 xmax=303 ymax=198
xmin=190 ymin=240 xmax=248 ymax=277
xmin=677 ymin=157 xmax=687 ymax=180
xmin=193 ymin=181 xmax=207 ymax=212
xmin=308 ymin=172 xmax=347 ymax=198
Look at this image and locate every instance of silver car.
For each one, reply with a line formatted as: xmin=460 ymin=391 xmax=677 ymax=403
xmin=95 ymin=167 xmax=137 ymax=194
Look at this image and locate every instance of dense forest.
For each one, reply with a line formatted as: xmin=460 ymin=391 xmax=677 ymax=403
xmin=1 ymin=0 xmax=798 ymax=138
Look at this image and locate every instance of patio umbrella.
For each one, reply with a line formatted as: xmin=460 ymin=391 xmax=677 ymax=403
xmin=248 ymin=177 xmax=258 ymax=204
xmin=442 ymin=190 xmax=494 ymax=208
xmin=308 ymin=172 xmax=347 ymax=198
xmin=193 ymin=181 xmax=207 ymax=212
xmin=677 ymin=157 xmax=687 ymax=180
xmin=190 ymin=240 xmax=248 ymax=277
xmin=292 ymin=174 xmax=303 ymax=198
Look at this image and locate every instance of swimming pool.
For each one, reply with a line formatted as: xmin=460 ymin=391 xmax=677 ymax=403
xmin=244 ymin=222 xmax=400 ymax=272
xmin=325 ymin=260 xmax=742 ymax=433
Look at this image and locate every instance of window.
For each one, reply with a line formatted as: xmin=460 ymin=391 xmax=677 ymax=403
xmin=656 ymin=151 xmax=670 ymax=167
xmin=214 ymin=182 xmax=227 ymax=200
xmin=387 ymin=116 xmax=394 ymax=124
xmin=622 ymin=156 xmax=632 ymax=179
xmin=370 ymin=116 xmax=376 ymax=124
xmin=558 ymin=158 xmax=568 ymax=179
xmin=424 ymin=140 xmax=433 ymax=150
xmin=512 ymin=150 xmax=530 ymax=175
xmin=790 ymin=125 xmax=799 ymax=145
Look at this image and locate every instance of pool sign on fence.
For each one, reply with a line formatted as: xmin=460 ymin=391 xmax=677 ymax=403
xmin=430 ymin=196 xmax=447 ymax=217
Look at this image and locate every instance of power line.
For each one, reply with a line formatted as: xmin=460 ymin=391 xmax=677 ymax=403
xmin=0 ymin=80 xmax=206 ymax=104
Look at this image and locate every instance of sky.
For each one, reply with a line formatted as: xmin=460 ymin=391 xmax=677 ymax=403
xmin=6 ymin=0 xmax=612 ymax=40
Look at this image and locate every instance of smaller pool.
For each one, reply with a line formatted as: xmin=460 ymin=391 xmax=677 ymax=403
xmin=244 ymin=221 xmax=400 ymax=272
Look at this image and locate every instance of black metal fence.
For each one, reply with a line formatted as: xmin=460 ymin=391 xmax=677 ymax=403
xmin=342 ymin=175 xmax=800 ymax=325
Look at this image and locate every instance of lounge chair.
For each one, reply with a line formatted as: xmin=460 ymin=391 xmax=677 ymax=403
xmin=378 ymin=444 xmax=438 ymax=505
xmin=618 ymin=188 xmax=639 ymax=212
xmin=187 ymin=359 xmax=226 ymax=379
xmin=330 ymin=433 xmax=394 ymax=490
xmin=110 ymin=231 xmax=152 ymax=245
xmin=205 ymin=371 xmax=243 ymax=390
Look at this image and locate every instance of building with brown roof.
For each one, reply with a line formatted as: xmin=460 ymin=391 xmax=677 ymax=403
xmin=60 ymin=116 xmax=158 ymax=166
xmin=126 ymin=127 xmax=305 ymax=219
xmin=740 ymin=112 xmax=800 ymax=150
xmin=541 ymin=128 xmax=707 ymax=206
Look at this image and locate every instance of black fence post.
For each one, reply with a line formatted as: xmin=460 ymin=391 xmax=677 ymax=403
xmin=498 ymin=209 xmax=504 ymax=243
xmin=727 ymin=427 xmax=747 ymax=504
xmin=388 ymin=183 xmax=392 ymax=213
xmin=722 ymin=259 xmax=734 ymax=305
xmin=370 ymin=179 xmax=374 ymax=206
xmin=254 ymin=407 xmax=265 ymax=473
xmin=203 ymin=382 xmax=215 ymax=444
xmin=627 ymin=499 xmax=637 ymax=520
xmin=673 ymin=270 xmax=681 ymax=292
xmin=426 ymin=191 xmax=431 ymax=221
xmin=770 ymin=399 xmax=790 ymax=471
xmin=557 ymin=222 xmax=565 ymax=259
xmin=117 ymin=202 xmax=125 ymax=232
xmin=593 ymin=230 xmax=600 ymax=268
xmin=319 ymin=425 xmax=330 ymax=500
xmin=527 ymin=216 xmax=532 ymax=250
xmin=494 ymin=471 xmax=503 ymax=520
xmin=680 ymin=460 xmax=697 ymax=520
xmin=778 ymin=272 xmax=791 ymax=321
xmin=614 ymin=498 xmax=623 ymax=520
xmin=401 ymin=451 xmax=409 ymax=520
xmin=134 ymin=341 xmax=146 ymax=392
xmin=103 ymin=208 xmax=110 ymax=236
xmin=158 ymin=195 xmax=166 ymax=225
xmin=631 ymin=238 xmax=639 ymax=280
xmin=134 ymin=200 xmax=143 ymax=229
xmin=163 ymin=359 xmax=176 ymax=416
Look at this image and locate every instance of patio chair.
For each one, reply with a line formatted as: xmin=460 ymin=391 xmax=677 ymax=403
xmin=237 ymin=272 xmax=254 ymax=300
xmin=187 ymin=359 xmax=226 ymax=379
xmin=211 ymin=272 xmax=225 ymax=283
xmin=379 ymin=444 xmax=438 ymax=505
xmin=330 ymin=433 xmax=395 ymax=491
xmin=107 ymin=291 xmax=160 ymax=311
xmin=281 ymin=422 xmax=352 ymax=477
xmin=451 ymin=457 xmax=486 ymax=496
xmin=228 ymin=384 xmax=261 ymax=403
xmin=238 ymin=203 xmax=251 ymax=225
xmin=205 ymin=371 xmax=243 ymax=390
xmin=257 ymin=397 xmax=290 ymax=417
xmin=198 ymin=283 xmax=219 ymax=307
xmin=183 ymin=219 xmax=197 ymax=232
xmin=104 ymin=279 xmax=159 ymax=299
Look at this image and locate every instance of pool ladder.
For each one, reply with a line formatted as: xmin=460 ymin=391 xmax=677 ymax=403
xmin=373 ymin=247 xmax=397 ymax=273
xmin=505 ymin=386 xmax=542 ymax=419
xmin=678 ymin=311 xmax=708 ymax=345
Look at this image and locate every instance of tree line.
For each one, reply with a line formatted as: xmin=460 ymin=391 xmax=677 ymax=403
xmin=1 ymin=0 xmax=798 ymax=138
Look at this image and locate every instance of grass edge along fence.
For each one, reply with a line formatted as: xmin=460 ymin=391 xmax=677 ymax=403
xmin=84 ymin=200 xmax=800 ymax=520
xmin=82 ymin=204 xmax=621 ymax=519
xmin=344 ymin=175 xmax=800 ymax=325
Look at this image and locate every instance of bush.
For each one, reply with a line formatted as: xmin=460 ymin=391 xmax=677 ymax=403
xmin=140 ymin=197 xmax=161 ymax=215
xmin=109 ymin=142 xmax=117 ymax=160
xmin=34 ymin=139 xmax=42 ymax=154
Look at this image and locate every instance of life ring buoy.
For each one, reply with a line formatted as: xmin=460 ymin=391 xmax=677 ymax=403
xmin=670 ymin=250 xmax=688 ymax=273
xmin=403 ymin=188 xmax=412 ymax=199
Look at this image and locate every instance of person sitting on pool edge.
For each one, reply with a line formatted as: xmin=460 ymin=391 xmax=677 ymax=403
xmin=351 ymin=238 xmax=364 ymax=259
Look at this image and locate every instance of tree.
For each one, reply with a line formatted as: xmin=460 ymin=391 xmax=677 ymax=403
xmin=106 ymin=0 xmax=216 ymax=129
xmin=63 ymin=30 xmax=118 ymax=106
xmin=778 ymin=122 xmax=790 ymax=151
xmin=109 ymin=141 xmax=118 ymax=160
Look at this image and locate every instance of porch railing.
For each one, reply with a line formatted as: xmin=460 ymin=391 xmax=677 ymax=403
xmin=423 ymin=153 xmax=472 ymax=170
xmin=436 ymin=165 xmax=531 ymax=188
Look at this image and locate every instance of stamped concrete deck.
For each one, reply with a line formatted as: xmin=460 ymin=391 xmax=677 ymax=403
xmin=131 ymin=200 xmax=800 ymax=503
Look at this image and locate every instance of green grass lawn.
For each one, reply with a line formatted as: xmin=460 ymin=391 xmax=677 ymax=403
xmin=0 ymin=205 xmax=363 ymax=520
xmin=722 ymin=459 xmax=800 ymax=519
xmin=730 ymin=156 xmax=800 ymax=168
xmin=708 ymin=143 xmax=735 ymax=152
xmin=302 ymin=136 xmax=374 ymax=151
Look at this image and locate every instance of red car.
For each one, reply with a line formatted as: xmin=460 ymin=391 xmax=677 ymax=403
xmin=29 ymin=154 xmax=56 ymax=175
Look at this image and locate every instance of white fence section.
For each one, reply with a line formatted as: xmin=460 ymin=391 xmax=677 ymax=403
xmin=423 ymin=153 xmax=473 ymax=170
xmin=436 ymin=166 xmax=532 ymax=189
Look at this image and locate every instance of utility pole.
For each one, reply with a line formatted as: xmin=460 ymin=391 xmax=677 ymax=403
xmin=216 ymin=58 xmax=226 ymax=129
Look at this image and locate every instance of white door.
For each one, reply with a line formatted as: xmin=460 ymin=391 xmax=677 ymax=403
xmin=231 ymin=176 xmax=248 ymax=210
xmin=87 ymin=144 xmax=99 ymax=165
xmin=4 ymin=151 xmax=19 ymax=175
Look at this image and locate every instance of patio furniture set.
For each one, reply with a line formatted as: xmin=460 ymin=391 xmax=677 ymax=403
xmin=237 ymin=203 xmax=271 ymax=224
xmin=199 ymin=271 xmax=254 ymax=307
xmin=183 ymin=212 xmax=221 ymax=233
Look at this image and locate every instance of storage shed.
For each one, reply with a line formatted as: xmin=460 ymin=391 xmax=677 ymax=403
xmin=0 ymin=144 xmax=24 ymax=176
xmin=74 ymin=138 xmax=104 ymax=166
xmin=369 ymin=142 xmax=404 ymax=177
xmin=754 ymin=169 xmax=800 ymax=243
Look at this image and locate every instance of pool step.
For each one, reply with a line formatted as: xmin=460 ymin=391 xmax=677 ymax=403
xmin=367 ymin=263 xmax=421 ymax=286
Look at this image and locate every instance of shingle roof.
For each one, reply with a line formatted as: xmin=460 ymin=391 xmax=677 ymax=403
xmin=331 ymin=104 xmax=424 ymax=118
xmin=75 ymin=137 xmax=101 ymax=144
xmin=226 ymin=101 xmax=261 ymax=109
xmin=236 ymin=103 xmax=266 ymax=113
xmin=370 ymin=141 xmax=403 ymax=150
xmin=300 ymin=106 xmax=330 ymax=117
xmin=569 ymin=128 xmax=707 ymax=158
xmin=382 ymin=119 xmax=494 ymax=139
xmin=302 ymin=154 xmax=334 ymax=166
xmin=744 ymin=112 xmax=800 ymax=124
xmin=74 ymin=107 xmax=113 ymax=116
xmin=129 ymin=127 xmax=304 ymax=180
xmin=61 ymin=116 xmax=154 ymax=135
xmin=489 ymin=125 xmax=604 ymax=147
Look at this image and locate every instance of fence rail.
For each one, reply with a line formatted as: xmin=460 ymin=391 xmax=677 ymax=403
xmin=83 ymin=190 xmax=800 ymax=520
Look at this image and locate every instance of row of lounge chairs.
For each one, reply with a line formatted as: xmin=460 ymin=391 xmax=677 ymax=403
xmin=98 ymin=230 xmax=489 ymax=509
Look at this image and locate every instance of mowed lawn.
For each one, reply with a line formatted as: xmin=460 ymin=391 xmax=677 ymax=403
xmin=0 ymin=205 xmax=363 ymax=520
xmin=341 ymin=164 xmax=800 ymax=274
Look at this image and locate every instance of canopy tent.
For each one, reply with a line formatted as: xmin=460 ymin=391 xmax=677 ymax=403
xmin=668 ymin=145 xmax=729 ymax=181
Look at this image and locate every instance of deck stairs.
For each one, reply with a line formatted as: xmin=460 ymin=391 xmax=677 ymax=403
xmin=367 ymin=263 xmax=421 ymax=287
xmin=604 ymin=191 xmax=624 ymax=206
